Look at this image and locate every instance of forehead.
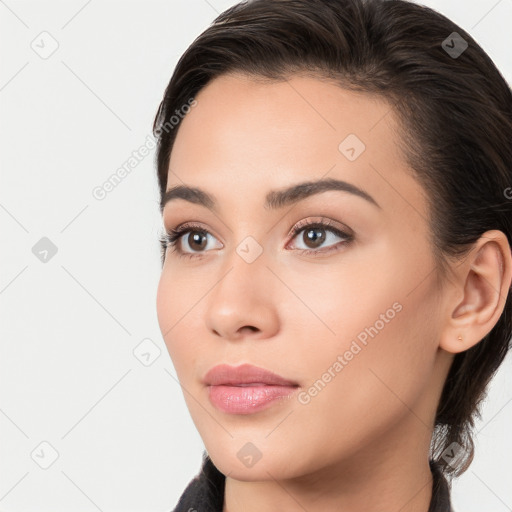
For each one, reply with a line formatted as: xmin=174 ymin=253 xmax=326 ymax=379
xmin=166 ymin=73 xmax=427 ymax=223
xmin=172 ymin=72 xmax=396 ymax=158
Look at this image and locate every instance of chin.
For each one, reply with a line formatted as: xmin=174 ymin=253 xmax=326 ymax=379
xmin=206 ymin=440 xmax=308 ymax=481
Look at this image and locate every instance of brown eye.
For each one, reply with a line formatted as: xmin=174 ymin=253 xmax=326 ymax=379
xmin=185 ymin=231 xmax=208 ymax=251
xmin=161 ymin=223 xmax=222 ymax=259
xmin=301 ymin=226 xmax=327 ymax=249
xmin=288 ymin=218 xmax=353 ymax=256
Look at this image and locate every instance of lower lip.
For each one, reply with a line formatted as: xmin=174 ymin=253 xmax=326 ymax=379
xmin=208 ymin=384 xmax=298 ymax=414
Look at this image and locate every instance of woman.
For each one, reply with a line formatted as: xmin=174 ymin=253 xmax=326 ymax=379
xmin=152 ymin=0 xmax=512 ymax=510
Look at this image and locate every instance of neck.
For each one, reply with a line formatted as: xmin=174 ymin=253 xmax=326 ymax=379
xmin=223 ymin=416 xmax=435 ymax=512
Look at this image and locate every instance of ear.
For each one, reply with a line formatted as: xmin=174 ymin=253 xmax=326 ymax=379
xmin=439 ymin=230 xmax=512 ymax=355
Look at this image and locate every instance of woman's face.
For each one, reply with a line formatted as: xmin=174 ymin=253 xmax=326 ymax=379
xmin=156 ymin=73 xmax=454 ymax=480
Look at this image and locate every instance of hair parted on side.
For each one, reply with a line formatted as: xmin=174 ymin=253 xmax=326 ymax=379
xmin=152 ymin=0 xmax=512 ymax=480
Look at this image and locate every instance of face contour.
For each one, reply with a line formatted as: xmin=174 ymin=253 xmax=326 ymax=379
xmin=156 ymin=73 xmax=453 ymax=484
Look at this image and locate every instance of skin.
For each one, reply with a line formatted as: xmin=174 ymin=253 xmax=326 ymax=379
xmin=156 ymin=72 xmax=512 ymax=512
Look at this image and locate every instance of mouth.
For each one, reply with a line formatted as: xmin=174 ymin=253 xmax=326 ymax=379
xmin=202 ymin=363 xmax=299 ymax=414
xmin=207 ymin=383 xmax=299 ymax=415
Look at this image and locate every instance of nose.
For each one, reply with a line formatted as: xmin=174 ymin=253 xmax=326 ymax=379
xmin=204 ymin=251 xmax=280 ymax=341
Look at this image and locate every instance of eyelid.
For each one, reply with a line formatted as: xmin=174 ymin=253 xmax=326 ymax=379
xmin=286 ymin=216 xmax=353 ymax=240
xmin=166 ymin=216 xmax=351 ymax=242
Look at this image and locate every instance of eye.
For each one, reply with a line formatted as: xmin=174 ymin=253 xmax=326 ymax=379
xmin=159 ymin=217 xmax=354 ymax=260
xmin=159 ymin=222 xmax=221 ymax=260
xmin=286 ymin=217 xmax=353 ymax=256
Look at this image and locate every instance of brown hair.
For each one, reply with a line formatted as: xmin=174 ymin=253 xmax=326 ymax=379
xmin=152 ymin=0 xmax=512 ymax=479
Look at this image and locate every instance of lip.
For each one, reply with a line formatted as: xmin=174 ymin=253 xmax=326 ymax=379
xmin=202 ymin=363 xmax=299 ymax=387
xmin=203 ymin=364 xmax=299 ymax=415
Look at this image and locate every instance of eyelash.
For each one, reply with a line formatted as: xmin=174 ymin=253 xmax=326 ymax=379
xmin=159 ymin=218 xmax=354 ymax=260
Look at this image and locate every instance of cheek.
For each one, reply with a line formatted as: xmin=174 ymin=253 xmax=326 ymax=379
xmin=266 ymin=307 xmax=436 ymax=477
xmin=156 ymin=268 xmax=207 ymax=386
xmin=156 ymin=270 xmax=189 ymax=364
xmin=302 ymin=280 xmax=437 ymax=420
xmin=282 ymin=249 xmax=440 ymax=447
xmin=155 ymin=271 xmax=172 ymax=341
xmin=156 ymin=262 xmax=201 ymax=338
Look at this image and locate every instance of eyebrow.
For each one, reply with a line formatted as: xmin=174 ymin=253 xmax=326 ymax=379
xmin=160 ymin=177 xmax=381 ymax=212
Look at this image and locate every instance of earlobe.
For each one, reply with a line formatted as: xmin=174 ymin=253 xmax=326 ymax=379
xmin=439 ymin=230 xmax=512 ymax=355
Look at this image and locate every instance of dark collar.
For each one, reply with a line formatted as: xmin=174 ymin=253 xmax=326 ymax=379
xmin=172 ymin=453 xmax=453 ymax=512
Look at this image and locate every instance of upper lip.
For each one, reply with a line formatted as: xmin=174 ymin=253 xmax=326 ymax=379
xmin=203 ymin=363 xmax=299 ymax=387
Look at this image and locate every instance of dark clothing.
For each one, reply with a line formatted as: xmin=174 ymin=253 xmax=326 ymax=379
xmin=172 ymin=452 xmax=453 ymax=512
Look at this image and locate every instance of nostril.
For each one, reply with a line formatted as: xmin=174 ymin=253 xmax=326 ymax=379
xmin=240 ymin=325 xmax=259 ymax=334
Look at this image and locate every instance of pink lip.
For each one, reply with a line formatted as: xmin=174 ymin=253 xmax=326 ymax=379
xmin=203 ymin=363 xmax=298 ymax=386
xmin=203 ymin=364 xmax=299 ymax=415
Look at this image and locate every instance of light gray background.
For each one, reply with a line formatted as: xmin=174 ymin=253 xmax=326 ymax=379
xmin=0 ymin=0 xmax=511 ymax=511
